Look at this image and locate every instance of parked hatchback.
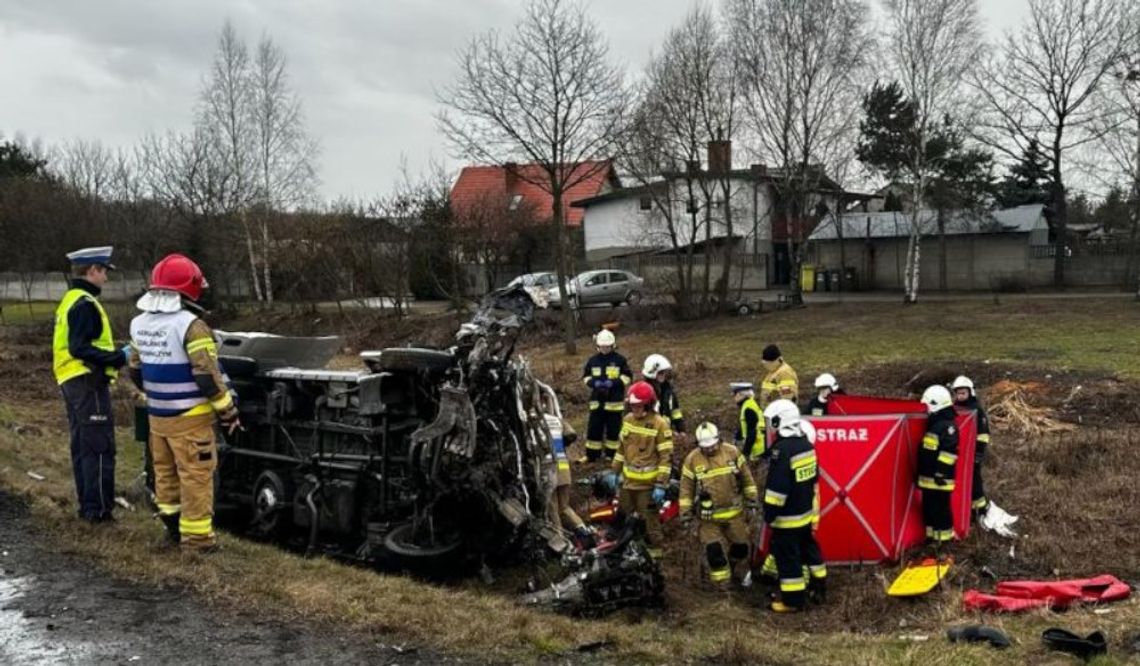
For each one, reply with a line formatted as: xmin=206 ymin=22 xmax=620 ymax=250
xmin=548 ymin=269 xmax=644 ymax=308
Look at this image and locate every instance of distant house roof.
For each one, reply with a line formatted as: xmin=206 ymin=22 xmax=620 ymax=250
xmin=570 ymin=181 xmax=670 ymax=208
xmin=450 ymin=160 xmax=619 ymax=227
xmin=809 ymin=204 xmax=1047 ymax=241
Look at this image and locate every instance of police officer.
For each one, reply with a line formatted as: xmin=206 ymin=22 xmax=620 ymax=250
xmin=53 ymin=246 xmax=128 ymax=523
xmin=806 ymin=373 xmax=842 ymax=416
xmin=918 ymin=385 xmax=958 ymax=549
xmin=582 ymin=329 xmax=632 ymax=461
xmin=612 ymin=380 xmax=672 ymax=560
xmin=642 ymin=353 xmax=685 ymax=439
xmin=679 ymin=422 xmax=758 ymax=588
xmin=731 ymin=382 xmax=764 ymax=462
xmin=128 ymin=254 xmax=239 ymax=552
xmin=762 ymin=399 xmax=826 ymax=613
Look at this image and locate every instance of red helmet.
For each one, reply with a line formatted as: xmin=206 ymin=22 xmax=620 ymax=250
xmin=150 ymin=253 xmax=207 ymax=301
xmin=627 ymin=380 xmax=656 ymax=406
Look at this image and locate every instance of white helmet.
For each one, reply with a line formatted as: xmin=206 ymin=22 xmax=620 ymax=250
xmin=763 ymin=399 xmax=801 ymax=436
xmin=950 ymin=375 xmax=975 ymax=396
xmin=594 ymin=329 xmax=616 ymax=348
xmin=921 ymin=385 xmax=954 ymax=413
xmin=695 ymin=422 xmax=719 ymax=448
xmin=642 ymin=353 xmax=672 ymax=380
xmin=814 ymin=373 xmax=839 ymax=391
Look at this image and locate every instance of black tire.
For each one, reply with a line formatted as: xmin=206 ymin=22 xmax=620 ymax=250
xmin=626 ymin=290 xmax=642 ymax=306
xmin=736 ymin=303 xmax=753 ymax=316
xmin=375 ymin=348 xmax=455 ymax=374
xmin=384 ymin=522 xmax=463 ymax=560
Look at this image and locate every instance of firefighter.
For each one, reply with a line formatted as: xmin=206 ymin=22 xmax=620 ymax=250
xmin=731 ymin=382 xmax=765 ymax=461
xmin=762 ymin=399 xmax=826 ymax=613
xmin=806 ymin=373 xmax=842 ymax=416
xmin=918 ymin=384 xmax=958 ymax=549
xmin=612 ymin=380 xmax=673 ymax=560
xmin=582 ymin=329 xmax=632 ymax=461
xmin=540 ymin=398 xmax=594 ymax=548
xmin=951 ymin=376 xmax=991 ymax=518
xmin=127 ymin=254 xmax=240 ymax=553
xmin=679 ymin=422 xmax=758 ymax=587
xmin=759 ymin=344 xmax=799 ymax=411
xmin=53 ymin=246 xmax=128 ymax=523
xmin=642 ymin=353 xmax=685 ymax=439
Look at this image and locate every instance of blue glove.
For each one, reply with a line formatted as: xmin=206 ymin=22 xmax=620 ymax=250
xmin=652 ymin=486 xmax=666 ymax=505
xmin=594 ymin=378 xmax=612 ymax=390
xmin=121 ymin=344 xmax=133 ymax=359
xmin=600 ymin=471 xmax=620 ymax=493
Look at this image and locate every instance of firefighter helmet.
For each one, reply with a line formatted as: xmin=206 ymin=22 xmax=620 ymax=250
xmin=951 ymin=375 xmax=975 ymax=396
xmin=150 ymin=253 xmax=207 ymax=302
xmin=814 ymin=373 xmax=839 ymax=391
xmin=627 ymin=380 xmax=656 ymax=405
xmin=594 ymin=329 xmax=616 ymax=348
xmin=921 ymin=385 xmax=954 ymax=413
xmin=642 ymin=353 xmax=672 ymax=379
xmin=695 ymin=421 xmax=719 ymax=448
xmin=763 ymin=399 xmax=801 ymax=433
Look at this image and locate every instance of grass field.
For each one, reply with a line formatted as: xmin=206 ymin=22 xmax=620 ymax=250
xmin=3 ymin=298 xmax=1140 ymax=664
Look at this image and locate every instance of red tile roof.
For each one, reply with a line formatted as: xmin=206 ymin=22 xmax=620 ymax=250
xmin=450 ymin=161 xmax=617 ymax=227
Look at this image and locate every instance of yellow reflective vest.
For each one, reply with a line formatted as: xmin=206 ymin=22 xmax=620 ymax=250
xmin=52 ymin=288 xmax=117 ymax=384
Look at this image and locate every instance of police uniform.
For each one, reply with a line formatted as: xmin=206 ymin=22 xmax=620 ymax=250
xmin=957 ymin=396 xmax=991 ymax=514
xmin=52 ymin=247 xmax=126 ymax=522
xmin=732 ymin=384 xmax=764 ymax=461
xmin=763 ymin=431 xmax=826 ymax=609
xmin=679 ymin=443 xmax=758 ymax=584
xmin=582 ymin=350 xmax=632 ymax=460
xmin=612 ymin=411 xmax=672 ymax=559
xmin=918 ymin=406 xmax=959 ymax=544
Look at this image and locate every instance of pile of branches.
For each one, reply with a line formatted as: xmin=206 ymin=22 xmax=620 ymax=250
xmin=986 ymin=380 xmax=1075 ymax=437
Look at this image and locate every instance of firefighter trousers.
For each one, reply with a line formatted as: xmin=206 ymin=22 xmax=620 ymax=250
xmin=555 ymin=484 xmax=584 ymax=530
xmin=971 ymin=442 xmax=988 ymax=513
xmin=921 ymin=488 xmax=954 ymax=544
xmin=61 ymin=374 xmax=116 ymax=521
xmin=620 ymin=486 xmax=663 ymax=560
xmin=698 ymin=516 xmax=751 ymax=584
xmin=585 ymin=406 xmax=622 ymax=461
xmin=770 ymin=526 xmax=826 ymax=608
xmin=150 ymin=416 xmax=218 ymax=550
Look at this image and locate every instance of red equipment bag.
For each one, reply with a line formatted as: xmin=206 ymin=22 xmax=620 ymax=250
xmin=963 ymin=575 xmax=1132 ymax=612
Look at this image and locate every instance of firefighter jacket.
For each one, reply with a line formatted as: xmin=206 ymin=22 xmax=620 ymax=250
xmin=736 ymin=396 xmax=764 ymax=460
xmin=760 ymin=361 xmax=799 ymax=410
xmin=583 ymin=351 xmax=632 ymax=412
xmin=52 ymin=279 xmax=125 ymax=384
xmin=650 ymin=378 xmax=685 ymax=433
xmin=679 ymin=444 xmax=758 ymax=521
xmin=762 ymin=433 xmax=819 ymax=530
xmin=129 ymin=309 xmax=236 ymax=427
xmin=806 ymin=396 xmax=829 ymax=416
xmin=957 ymin=396 xmax=991 ymax=456
xmin=612 ymin=412 xmax=673 ymax=490
xmin=917 ymin=406 xmax=959 ymax=492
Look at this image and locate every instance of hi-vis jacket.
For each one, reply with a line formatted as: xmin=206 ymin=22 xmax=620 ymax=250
xmin=762 ymin=434 xmax=819 ymax=530
xmin=612 ymin=412 xmax=673 ymax=489
xmin=129 ymin=310 xmax=234 ymax=421
xmin=679 ymin=443 xmax=758 ymax=521
xmin=917 ymin=407 xmax=959 ymax=492
xmin=737 ymin=396 xmax=764 ymax=460
xmin=760 ymin=362 xmax=799 ymax=410
xmin=583 ymin=351 xmax=632 ymax=412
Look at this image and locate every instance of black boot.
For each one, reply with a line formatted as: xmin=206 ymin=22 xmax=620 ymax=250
xmin=808 ymin=577 xmax=828 ymax=604
xmin=159 ymin=513 xmax=180 ymax=547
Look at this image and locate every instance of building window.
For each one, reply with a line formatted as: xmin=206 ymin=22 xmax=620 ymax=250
xmin=639 ymin=196 xmax=652 ymax=211
xmin=509 ymin=194 xmax=523 ymax=211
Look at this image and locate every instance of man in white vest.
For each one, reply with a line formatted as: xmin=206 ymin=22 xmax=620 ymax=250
xmin=127 ymin=254 xmax=239 ymax=552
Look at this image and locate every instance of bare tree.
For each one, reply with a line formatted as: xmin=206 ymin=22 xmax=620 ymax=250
xmin=728 ymin=0 xmax=874 ymax=299
xmin=437 ymin=0 xmax=628 ymax=354
xmin=971 ymin=0 xmax=1135 ymax=288
xmin=249 ymin=33 xmax=320 ymax=304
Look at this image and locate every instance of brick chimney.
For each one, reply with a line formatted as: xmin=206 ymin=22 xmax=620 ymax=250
xmin=750 ymin=163 xmax=768 ymax=177
xmin=504 ymin=162 xmax=518 ymax=190
xmin=707 ymin=126 xmax=731 ymax=174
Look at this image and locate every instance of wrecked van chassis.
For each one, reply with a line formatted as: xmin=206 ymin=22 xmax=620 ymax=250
xmin=213 ymin=287 xmax=570 ymax=570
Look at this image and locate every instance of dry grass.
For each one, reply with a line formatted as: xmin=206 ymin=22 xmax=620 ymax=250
xmin=5 ymin=299 xmax=1140 ymax=663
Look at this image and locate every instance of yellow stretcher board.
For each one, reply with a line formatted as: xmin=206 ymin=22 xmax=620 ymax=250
xmin=887 ymin=557 xmax=953 ymax=597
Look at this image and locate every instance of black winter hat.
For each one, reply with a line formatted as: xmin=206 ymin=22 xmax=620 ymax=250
xmin=762 ymin=344 xmax=781 ymax=362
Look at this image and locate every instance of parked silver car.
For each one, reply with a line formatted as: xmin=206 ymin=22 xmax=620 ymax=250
xmin=548 ymin=269 xmax=644 ymax=308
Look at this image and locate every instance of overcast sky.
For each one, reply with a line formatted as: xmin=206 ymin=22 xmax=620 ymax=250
xmin=0 ymin=1 xmax=1031 ymax=201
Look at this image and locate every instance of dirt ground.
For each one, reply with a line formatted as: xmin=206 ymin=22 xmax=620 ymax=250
xmin=0 ymin=492 xmax=457 ymax=666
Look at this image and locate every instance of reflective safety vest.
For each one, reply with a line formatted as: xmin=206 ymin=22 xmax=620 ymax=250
xmin=53 ymin=289 xmax=117 ymax=384
xmin=130 ymin=310 xmax=213 ymax=418
xmin=738 ymin=397 xmax=764 ymax=460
